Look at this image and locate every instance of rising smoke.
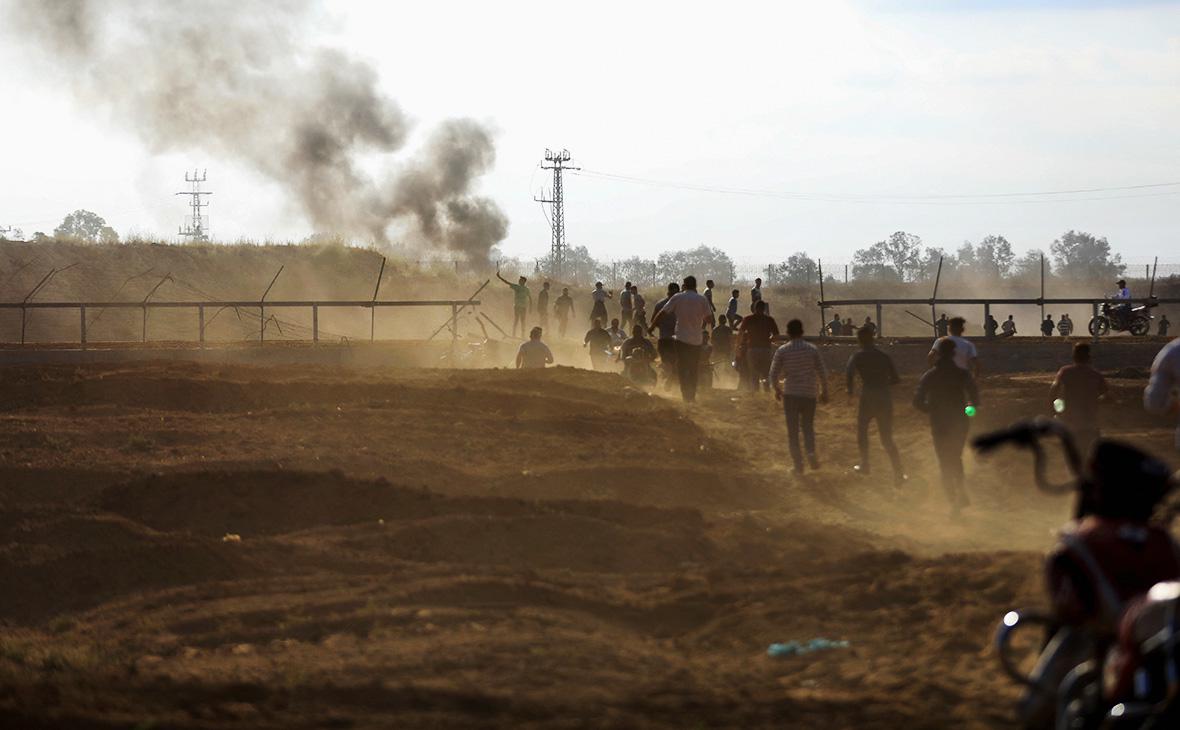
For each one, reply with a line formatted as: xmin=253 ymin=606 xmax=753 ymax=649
xmin=4 ymin=0 xmax=508 ymax=262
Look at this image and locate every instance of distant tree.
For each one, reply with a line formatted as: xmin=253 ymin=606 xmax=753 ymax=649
xmin=975 ymin=235 xmax=1015 ymax=279
xmin=852 ymin=231 xmax=923 ymax=282
xmin=773 ymin=252 xmax=819 ymax=286
xmin=0 ymin=226 xmax=24 ymax=241
xmin=954 ymin=242 xmax=977 ymax=272
xmin=553 ymin=245 xmax=599 ymax=286
xmin=1014 ymin=249 xmax=1049 ymax=279
xmin=615 ymin=256 xmax=658 ymax=288
xmin=54 ymin=209 xmax=119 ymax=244
xmin=920 ymin=247 xmax=955 ymax=280
xmin=1050 ymin=230 xmax=1125 ymax=281
xmin=655 ymin=245 xmax=735 ymax=283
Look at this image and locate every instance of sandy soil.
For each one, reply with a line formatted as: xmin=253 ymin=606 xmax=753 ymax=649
xmin=0 ymin=359 xmax=1176 ymax=728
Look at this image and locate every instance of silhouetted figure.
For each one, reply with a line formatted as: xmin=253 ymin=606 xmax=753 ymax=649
xmin=736 ymin=300 xmax=779 ymax=392
xmin=584 ymin=318 xmax=612 ymax=371
xmin=590 ymin=281 xmax=612 ymax=325
xmin=554 ymin=287 xmax=574 ymax=337
xmin=1041 ymin=315 xmax=1055 ymax=337
xmin=516 ymin=326 xmax=554 ymax=369
xmin=769 ymin=319 xmax=829 ymax=476
xmin=619 ymin=281 xmax=634 ymax=329
xmin=1001 ymin=314 xmax=1017 ymax=338
xmin=1159 ymin=315 xmax=1171 ymax=337
xmin=1049 ymin=342 xmax=1107 ymax=451
xmin=984 ymin=314 xmax=999 ymax=338
xmin=935 ymin=313 xmax=949 ymax=338
xmin=913 ymin=338 xmax=979 ymax=516
xmin=649 ymin=282 xmax=681 ymax=390
xmin=846 ymin=327 xmax=906 ymax=484
xmin=496 ymin=269 xmax=532 ymax=338
xmin=650 ymin=276 xmax=712 ymax=403
xmin=536 ymin=281 xmax=551 ymax=327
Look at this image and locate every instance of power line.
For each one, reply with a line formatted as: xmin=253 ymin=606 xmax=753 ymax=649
xmin=570 ymin=169 xmax=1180 ymax=205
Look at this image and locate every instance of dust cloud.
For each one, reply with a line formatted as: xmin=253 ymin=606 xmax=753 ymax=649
xmin=4 ymin=0 xmax=508 ymax=263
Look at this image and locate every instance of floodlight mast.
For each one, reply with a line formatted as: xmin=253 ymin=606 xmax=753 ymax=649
xmin=534 ymin=149 xmax=578 ymax=281
xmin=176 ymin=169 xmax=212 ymax=241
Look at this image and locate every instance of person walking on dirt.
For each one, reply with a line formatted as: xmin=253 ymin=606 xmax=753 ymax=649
xmin=649 ymin=282 xmax=681 ymax=390
xmin=1057 ymin=313 xmax=1073 ymax=337
xmin=1001 ymin=315 xmax=1017 ymax=338
xmin=704 ymin=279 xmax=718 ymax=328
xmin=750 ymin=278 xmax=763 ymax=313
xmin=516 ymin=326 xmax=554 ymax=369
xmin=650 ymin=276 xmax=713 ymax=403
xmin=590 ymin=282 xmax=612 ymax=325
xmin=1041 ymin=315 xmax=1055 ymax=337
xmin=736 ymin=300 xmax=779 ymax=392
xmin=631 ymin=285 xmax=647 ymax=329
xmin=1049 ymin=342 xmax=1107 ymax=450
xmin=1159 ymin=315 xmax=1170 ymax=337
xmin=985 ymin=314 xmax=999 ymax=338
xmin=584 ymin=318 xmax=613 ymax=371
xmin=553 ymin=287 xmax=574 ymax=337
xmin=536 ymin=281 xmax=551 ymax=328
xmin=619 ymin=281 xmax=634 ymax=329
xmin=726 ymin=289 xmax=741 ymax=326
xmin=935 ymin=313 xmax=949 ymax=338
xmin=496 ymin=269 xmax=532 ymax=338
xmin=913 ymin=338 xmax=979 ymax=516
xmin=769 ymin=319 xmax=829 ymax=476
xmin=846 ymin=327 xmax=906 ymax=485
xmin=928 ymin=316 xmax=979 ymax=377
xmin=1144 ymin=337 xmax=1180 ymax=450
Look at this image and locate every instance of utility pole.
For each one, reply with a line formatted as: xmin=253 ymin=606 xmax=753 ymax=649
xmin=534 ymin=149 xmax=578 ymax=281
xmin=176 ymin=169 xmax=212 ymax=241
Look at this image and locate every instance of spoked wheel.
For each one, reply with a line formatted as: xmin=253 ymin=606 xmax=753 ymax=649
xmin=1088 ymin=317 xmax=1110 ymax=337
xmin=1130 ymin=316 xmax=1151 ymax=336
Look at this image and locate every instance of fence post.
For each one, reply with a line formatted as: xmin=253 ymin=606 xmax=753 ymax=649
xmin=312 ymin=305 xmax=319 ymax=344
xmin=1092 ymin=301 xmax=1099 ymax=343
xmin=20 ymin=306 xmax=26 ymax=345
xmin=983 ymin=302 xmax=990 ymax=338
xmin=198 ymin=305 xmax=206 ymax=347
xmin=875 ymin=303 xmax=883 ymax=337
xmin=80 ymin=305 xmax=87 ymax=348
xmin=142 ymin=306 xmax=148 ymax=343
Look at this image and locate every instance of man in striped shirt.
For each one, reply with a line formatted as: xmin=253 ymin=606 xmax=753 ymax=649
xmin=769 ymin=319 xmax=830 ymax=475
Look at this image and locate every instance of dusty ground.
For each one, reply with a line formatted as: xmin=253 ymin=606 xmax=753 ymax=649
xmin=0 ymin=357 xmax=1176 ymax=728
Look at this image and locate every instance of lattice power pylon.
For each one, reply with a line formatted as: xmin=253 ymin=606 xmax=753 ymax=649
xmin=176 ymin=169 xmax=212 ymax=241
xmin=534 ymin=149 xmax=578 ymax=280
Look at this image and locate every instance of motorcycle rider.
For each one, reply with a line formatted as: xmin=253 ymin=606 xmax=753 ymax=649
xmin=1018 ymin=440 xmax=1180 ymax=729
xmin=618 ymin=324 xmax=658 ymax=384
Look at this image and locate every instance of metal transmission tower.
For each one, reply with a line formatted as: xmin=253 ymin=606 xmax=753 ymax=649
xmin=176 ymin=169 xmax=212 ymax=241
xmin=534 ymin=149 xmax=578 ymax=280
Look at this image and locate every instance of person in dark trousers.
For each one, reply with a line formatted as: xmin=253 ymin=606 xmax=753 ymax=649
xmin=704 ymin=279 xmax=717 ymax=327
xmin=828 ymin=313 xmax=842 ymax=337
xmin=590 ymin=282 xmax=612 ymax=325
xmin=726 ymin=289 xmax=741 ymax=326
xmin=553 ymin=287 xmax=574 ymax=337
xmin=536 ymin=281 xmax=550 ymax=328
xmin=769 ymin=319 xmax=829 ymax=476
xmin=618 ymin=324 xmax=658 ymax=383
xmin=1160 ymin=315 xmax=1171 ymax=337
xmin=860 ymin=317 xmax=877 ymax=336
xmin=649 ymin=282 xmax=681 ymax=391
xmin=711 ymin=317 xmax=733 ymax=371
xmin=736 ymin=300 xmax=779 ymax=391
xmin=1041 ymin=315 xmax=1055 ymax=336
xmin=649 ymin=275 xmax=712 ymax=403
xmin=496 ymin=269 xmax=532 ymax=338
xmin=846 ymin=327 xmax=906 ymax=485
xmin=984 ymin=314 xmax=999 ymax=338
xmin=584 ymin=318 xmax=612 ymax=371
xmin=619 ymin=281 xmax=634 ymax=329
xmin=913 ymin=338 xmax=980 ymax=516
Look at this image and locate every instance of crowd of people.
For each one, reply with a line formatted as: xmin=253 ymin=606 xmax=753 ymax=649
xmin=506 ymin=272 xmax=1180 ymax=521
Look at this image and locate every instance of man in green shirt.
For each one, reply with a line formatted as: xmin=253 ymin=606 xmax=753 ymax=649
xmin=497 ymin=269 xmax=532 ymax=338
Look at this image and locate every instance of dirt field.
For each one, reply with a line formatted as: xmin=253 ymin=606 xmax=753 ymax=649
xmin=0 ymin=356 xmax=1176 ymax=728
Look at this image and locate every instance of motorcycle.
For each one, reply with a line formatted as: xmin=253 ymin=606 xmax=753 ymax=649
xmin=623 ymin=347 xmax=657 ymax=385
xmin=1089 ymin=298 xmax=1156 ymax=337
xmin=976 ymin=420 xmax=1180 ymax=729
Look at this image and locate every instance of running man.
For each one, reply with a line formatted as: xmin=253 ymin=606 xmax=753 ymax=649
xmin=1049 ymin=342 xmax=1107 ymax=451
xmin=649 ymin=282 xmax=681 ymax=390
xmin=496 ymin=269 xmax=532 ymax=338
xmin=516 ymin=326 xmax=554 ymax=369
xmin=928 ymin=316 xmax=979 ymax=377
xmin=590 ymin=282 xmax=612 ymax=325
xmin=649 ymin=276 xmax=713 ymax=403
xmin=584 ymin=318 xmax=613 ymax=371
xmin=769 ymin=319 xmax=829 ymax=476
xmin=913 ymin=338 xmax=980 ymax=516
xmin=536 ymin=281 xmax=551 ymax=327
xmin=553 ymin=287 xmax=574 ymax=337
xmin=846 ymin=327 xmax=906 ymax=484
xmin=1144 ymin=337 xmax=1180 ymax=450
xmin=619 ymin=281 xmax=634 ymax=329
xmin=736 ymin=300 xmax=779 ymax=391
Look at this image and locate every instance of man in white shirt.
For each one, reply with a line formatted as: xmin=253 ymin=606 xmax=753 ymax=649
xmin=650 ymin=275 xmax=713 ymax=403
xmin=927 ymin=316 xmax=979 ymax=377
xmin=1144 ymin=338 xmax=1180 ymax=450
xmin=516 ymin=327 xmax=554 ymax=369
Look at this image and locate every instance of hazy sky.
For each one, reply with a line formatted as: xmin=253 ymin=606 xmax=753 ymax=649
xmin=1 ymin=0 xmax=1177 ymax=266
